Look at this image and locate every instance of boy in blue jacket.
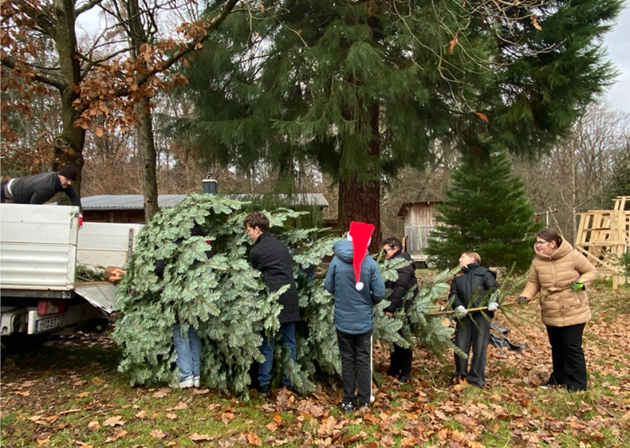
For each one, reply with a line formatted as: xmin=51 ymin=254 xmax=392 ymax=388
xmin=324 ymin=221 xmax=385 ymax=412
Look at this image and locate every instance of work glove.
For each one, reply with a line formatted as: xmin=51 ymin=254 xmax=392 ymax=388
xmin=571 ymin=281 xmax=584 ymax=291
xmin=487 ymin=302 xmax=499 ymax=312
xmin=517 ymin=297 xmax=528 ymax=305
xmin=453 ymin=305 xmax=468 ymax=319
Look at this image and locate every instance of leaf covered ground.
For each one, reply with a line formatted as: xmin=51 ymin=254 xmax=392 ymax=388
xmin=2 ymin=284 xmax=629 ymax=448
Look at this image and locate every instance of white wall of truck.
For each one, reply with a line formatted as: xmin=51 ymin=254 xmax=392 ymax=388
xmin=0 ymin=203 xmax=142 ymax=340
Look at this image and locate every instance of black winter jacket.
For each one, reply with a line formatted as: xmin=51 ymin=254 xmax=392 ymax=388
xmin=250 ymin=232 xmax=300 ymax=324
xmin=449 ymin=263 xmax=497 ymax=316
xmin=6 ymin=172 xmax=81 ymax=207
xmin=384 ymin=251 xmax=418 ymax=314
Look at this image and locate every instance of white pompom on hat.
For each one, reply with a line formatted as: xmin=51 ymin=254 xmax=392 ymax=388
xmin=348 ymin=221 xmax=375 ymax=290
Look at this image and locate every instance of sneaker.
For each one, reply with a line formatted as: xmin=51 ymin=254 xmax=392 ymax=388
xmin=398 ymin=374 xmax=410 ymax=384
xmin=540 ymin=380 xmax=559 ymax=390
xmin=340 ymin=402 xmax=355 ymax=414
xmin=193 ymin=376 xmax=200 ymax=388
xmin=257 ymin=383 xmax=270 ymax=397
xmin=358 ymin=402 xmax=370 ymax=411
xmin=171 ymin=377 xmax=194 ymax=389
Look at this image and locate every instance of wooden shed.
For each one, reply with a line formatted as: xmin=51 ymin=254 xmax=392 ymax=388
xmin=397 ymin=200 xmax=442 ymax=262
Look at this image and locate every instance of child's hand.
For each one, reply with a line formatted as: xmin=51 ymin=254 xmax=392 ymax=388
xmin=384 ymin=311 xmax=394 ymax=318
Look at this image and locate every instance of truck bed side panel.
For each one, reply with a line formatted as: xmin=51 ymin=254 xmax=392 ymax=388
xmin=0 ymin=204 xmax=80 ymax=291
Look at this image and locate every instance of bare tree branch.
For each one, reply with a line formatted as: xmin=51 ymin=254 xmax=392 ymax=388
xmin=75 ymin=0 xmax=106 ymax=16
xmin=1 ymin=57 xmax=65 ymax=90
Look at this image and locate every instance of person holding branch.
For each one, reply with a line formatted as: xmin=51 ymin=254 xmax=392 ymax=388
xmin=517 ymin=228 xmax=597 ymax=392
xmin=450 ymin=251 xmax=498 ymax=388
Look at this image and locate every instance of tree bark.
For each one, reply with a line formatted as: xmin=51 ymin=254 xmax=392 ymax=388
xmin=338 ymin=102 xmax=381 ymax=254
xmin=53 ymin=0 xmax=85 ymax=202
xmin=126 ymin=0 xmax=159 ymax=221
xmin=137 ymin=98 xmax=159 ymax=219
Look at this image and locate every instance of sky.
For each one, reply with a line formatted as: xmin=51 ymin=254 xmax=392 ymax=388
xmin=603 ymin=3 xmax=630 ymax=113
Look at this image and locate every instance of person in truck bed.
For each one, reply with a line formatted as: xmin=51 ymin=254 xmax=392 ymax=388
xmin=1 ymin=165 xmax=81 ymax=207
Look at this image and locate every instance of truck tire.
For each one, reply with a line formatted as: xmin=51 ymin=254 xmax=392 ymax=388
xmin=85 ymin=318 xmax=110 ymax=334
xmin=0 ymin=332 xmax=51 ymax=349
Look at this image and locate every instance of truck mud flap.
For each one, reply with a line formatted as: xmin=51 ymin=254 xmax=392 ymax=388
xmin=74 ymin=282 xmax=118 ymax=315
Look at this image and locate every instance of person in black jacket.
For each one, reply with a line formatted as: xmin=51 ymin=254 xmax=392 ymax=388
xmin=382 ymin=237 xmax=418 ymax=383
xmin=1 ymin=165 xmax=81 ymax=207
xmin=449 ymin=251 xmax=498 ymax=388
xmin=244 ymin=212 xmax=300 ymax=397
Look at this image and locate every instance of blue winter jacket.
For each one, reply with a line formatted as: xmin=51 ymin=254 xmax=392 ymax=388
xmin=324 ymin=240 xmax=386 ymax=334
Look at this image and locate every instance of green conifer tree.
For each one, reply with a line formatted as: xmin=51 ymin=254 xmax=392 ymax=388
xmin=169 ymin=0 xmax=621 ymax=254
xmin=426 ymin=151 xmax=542 ymax=270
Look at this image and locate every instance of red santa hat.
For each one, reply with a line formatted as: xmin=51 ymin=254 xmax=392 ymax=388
xmin=348 ymin=221 xmax=375 ymax=291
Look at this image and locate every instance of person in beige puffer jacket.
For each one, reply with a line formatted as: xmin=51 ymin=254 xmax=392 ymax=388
xmin=518 ymin=228 xmax=597 ymax=392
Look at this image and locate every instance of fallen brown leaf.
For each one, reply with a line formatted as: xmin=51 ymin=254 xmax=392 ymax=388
xmin=91 ymin=377 xmax=106 ymax=385
xmin=87 ymin=421 xmax=100 ymax=430
xmin=152 ymin=388 xmax=171 ymax=398
xmin=171 ymin=401 xmax=188 ymax=410
xmin=381 ymin=433 xmax=395 ymax=447
xmin=190 ymin=432 xmax=212 ymax=441
xmin=35 ymin=436 xmax=49 ymax=446
xmin=247 ymin=432 xmax=262 ymax=446
xmin=150 ymin=429 xmax=166 ymax=439
xmin=103 ymin=416 xmax=124 ymax=427
xmin=105 ymin=430 xmax=127 ymax=443
xmin=221 ymin=411 xmax=235 ymax=424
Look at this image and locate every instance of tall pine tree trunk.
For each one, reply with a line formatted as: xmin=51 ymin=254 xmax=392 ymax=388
xmin=53 ymin=0 xmax=85 ymax=201
xmin=338 ymin=102 xmax=381 ymax=253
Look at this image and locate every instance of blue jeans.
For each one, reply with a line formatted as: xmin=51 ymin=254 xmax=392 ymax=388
xmin=258 ymin=322 xmax=297 ymax=387
xmin=172 ymin=324 xmax=202 ymax=381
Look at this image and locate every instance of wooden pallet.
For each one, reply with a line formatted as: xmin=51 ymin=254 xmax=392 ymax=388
xmin=575 ymin=196 xmax=629 ymax=289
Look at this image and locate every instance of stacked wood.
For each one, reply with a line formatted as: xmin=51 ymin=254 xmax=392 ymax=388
xmin=104 ymin=266 xmax=126 ymax=284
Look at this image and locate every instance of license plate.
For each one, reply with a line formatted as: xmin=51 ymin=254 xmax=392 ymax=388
xmin=36 ymin=315 xmax=66 ymax=332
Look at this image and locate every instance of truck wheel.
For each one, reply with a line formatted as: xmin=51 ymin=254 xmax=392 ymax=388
xmin=1 ymin=332 xmax=51 ymax=349
xmin=85 ymin=318 xmax=110 ymax=334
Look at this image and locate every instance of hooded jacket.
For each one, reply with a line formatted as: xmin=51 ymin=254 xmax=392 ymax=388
xmin=324 ymin=240 xmax=385 ymax=334
xmin=449 ymin=263 xmax=497 ymax=316
xmin=383 ymin=251 xmax=418 ymax=314
xmin=520 ymin=238 xmax=597 ymax=327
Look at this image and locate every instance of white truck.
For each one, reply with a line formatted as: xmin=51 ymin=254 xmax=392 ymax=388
xmin=0 ymin=204 xmax=142 ymax=347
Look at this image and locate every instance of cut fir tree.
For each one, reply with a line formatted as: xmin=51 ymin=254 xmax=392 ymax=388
xmin=114 ymin=194 xmax=467 ymax=398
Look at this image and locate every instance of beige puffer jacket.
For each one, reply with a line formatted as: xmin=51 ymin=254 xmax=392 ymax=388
xmin=520 ymin=238 xmax=597 ymax=327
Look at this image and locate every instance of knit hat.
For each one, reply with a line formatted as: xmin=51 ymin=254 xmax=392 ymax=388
xmin=58 ymin=165 xmax=77 ymax=180
xmin=348 ymin=221 xmax=375 ymax=291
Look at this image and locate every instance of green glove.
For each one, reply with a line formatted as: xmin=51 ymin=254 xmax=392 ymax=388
xmin=571 ymin=281 xmax=584 ymax=291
